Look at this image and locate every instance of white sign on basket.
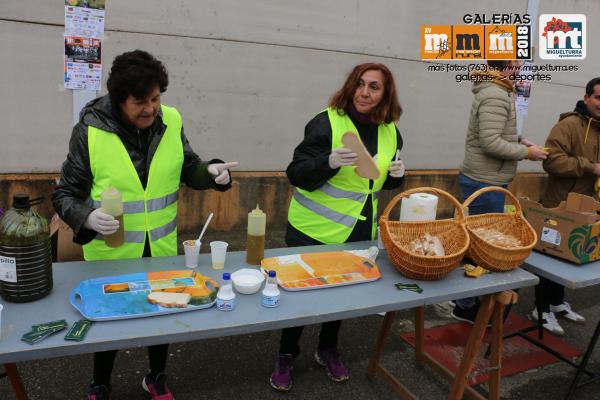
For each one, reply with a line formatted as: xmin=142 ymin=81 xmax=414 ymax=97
xmin=0 ymin=256 xmax=17 ymax=283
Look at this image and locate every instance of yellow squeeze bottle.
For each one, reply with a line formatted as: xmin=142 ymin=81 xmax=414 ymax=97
xmin=101 ymin=187 xmax=124 ymax=248
xmin=246 ymin=204 xmax=266 ymax=265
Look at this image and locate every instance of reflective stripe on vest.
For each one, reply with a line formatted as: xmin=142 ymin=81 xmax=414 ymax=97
xmin=287 ymin=107 xmax=396 ymax=244
xmin=89 ymin=190 xmax=179 ymax=214
xmin=83 ymin=104 xmax=184 ymax=261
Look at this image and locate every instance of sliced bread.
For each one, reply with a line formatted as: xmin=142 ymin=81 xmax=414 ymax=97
xmin=147 ymin=291 xmax=191 ymax=308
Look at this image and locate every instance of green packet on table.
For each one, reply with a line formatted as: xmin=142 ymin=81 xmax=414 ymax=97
xmin=22 ymin=325 xmax=67 ymax=345
xmin=64 ymin=319 xmax=93 ymax=342
xmin=395 ymin=282 xmax=423 ymax=294
xmin=31 ymin=319 xmax=68 ymax=333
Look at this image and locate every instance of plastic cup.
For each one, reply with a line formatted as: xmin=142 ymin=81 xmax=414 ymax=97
xmin=210 ymin=241 xmax=228 ymax=270
xmin=183 ymin=240 xmax=200 ymax=268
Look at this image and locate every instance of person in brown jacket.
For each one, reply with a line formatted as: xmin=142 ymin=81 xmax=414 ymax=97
xmin=531 ymin=77 xmax=600 ymax=335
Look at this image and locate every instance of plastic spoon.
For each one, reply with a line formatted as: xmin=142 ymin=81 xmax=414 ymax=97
xmin=196 ymin=213 xmax=214 ymax=247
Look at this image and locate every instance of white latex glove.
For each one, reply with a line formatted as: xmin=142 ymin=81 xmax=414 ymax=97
xmin=84 ymin=209 xmax=119 ymax=235
xmin=208 ymin=161 xmax=239 ymax=185
xmin=328 ymin=147 xmax=357 ymax=169
xmin=389 ymin=159 xmax=405 ymax=178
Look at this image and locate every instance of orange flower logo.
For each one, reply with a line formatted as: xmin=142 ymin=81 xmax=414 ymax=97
xmin=542 ymin=17 xmax=573 ymax=45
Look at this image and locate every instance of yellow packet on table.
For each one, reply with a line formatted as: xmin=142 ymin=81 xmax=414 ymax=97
xmin=464 ymin=264 xmax=489 ymax=278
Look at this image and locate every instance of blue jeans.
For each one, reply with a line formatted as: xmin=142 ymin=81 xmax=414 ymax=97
xmin=455 ymin=173 xmax=507 ymax=310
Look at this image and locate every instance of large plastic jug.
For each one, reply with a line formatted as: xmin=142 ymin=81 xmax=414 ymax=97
xmin=0 ymin=194 xmax=53 ymax=302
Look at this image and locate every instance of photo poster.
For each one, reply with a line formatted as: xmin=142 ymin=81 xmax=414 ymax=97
xmin=64 ymin=0 xmax=105 ymax=37
xmin=515 ymin=61 xmax=533 ymax=136
xmin=64 ymin=36 xmax=102 ymax=90
xmin=63 ymin=0 xmax=105 ymax=91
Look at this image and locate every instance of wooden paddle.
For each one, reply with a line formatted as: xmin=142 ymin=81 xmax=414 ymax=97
xmin=342 ymin=131 xmax=380 ymax=180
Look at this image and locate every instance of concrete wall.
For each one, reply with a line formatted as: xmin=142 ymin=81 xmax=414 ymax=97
xmin=2 ymin=0 xmax=597 ymax=174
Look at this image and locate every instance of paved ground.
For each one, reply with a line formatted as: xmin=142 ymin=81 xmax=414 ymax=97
xmin=1 ymin=281 xmax=600 ymax=399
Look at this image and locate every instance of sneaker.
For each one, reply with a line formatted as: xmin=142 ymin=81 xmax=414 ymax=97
xmin=270 ymin=354 xmax=294 ymax=391
xmin=142 ymin=373 xmax=174 ymax=400
xmin=532 ymin=309 xmax=565 ymax=336
xmin=550 ymin=302 xmax=586 ymax=324
xmin=450 ymin=304 xmax=492 ymax=327
xmin=315 ymin=348 xmax=349 ymax=382
xmin=88 ymin=384 xmax=112 ymax=400
xmin=450 ymin=304 xmax=478 ymax=324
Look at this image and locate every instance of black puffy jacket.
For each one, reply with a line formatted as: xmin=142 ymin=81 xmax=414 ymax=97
xmin=52 ymin=94 xmax=229 ymax=245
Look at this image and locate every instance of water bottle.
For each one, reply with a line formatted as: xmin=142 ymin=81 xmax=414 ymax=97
xmin=216 ymin=272 xmax=236 ymax=311
xmin=262 ymin=270 xmax=280 ymax=308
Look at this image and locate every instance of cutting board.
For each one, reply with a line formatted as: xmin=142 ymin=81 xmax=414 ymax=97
xmin=261 ymin=251 xmax=380 ymax=291
xmin=70 ymin=270 xmax=219 ymax=321
xmin=342 ymin=131 xmax=380 ymax=180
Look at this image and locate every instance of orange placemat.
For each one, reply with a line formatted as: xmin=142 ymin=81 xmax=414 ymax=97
xmin=261 ymin=251 xmax=380 ymax=290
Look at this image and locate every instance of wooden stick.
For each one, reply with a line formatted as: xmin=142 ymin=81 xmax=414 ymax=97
xmin=4 ymin=363 xmax=28 ymax=400
xmin=489 ymin=303 xmax=504 ymax=400
xmin=367 ymin=311 xmax=396 ymax=377
xmin=448 ymin=295 xmax=495 ymax=399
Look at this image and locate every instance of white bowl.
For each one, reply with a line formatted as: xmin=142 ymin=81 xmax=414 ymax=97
xmin=231 ymin=268 xmax=265 ymax=294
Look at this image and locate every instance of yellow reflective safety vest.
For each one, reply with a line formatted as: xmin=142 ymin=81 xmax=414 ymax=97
xmin=287 ymin=107 xmax=397 ymax=244
xmin=83 ymin=105 xmax=184 ymax=261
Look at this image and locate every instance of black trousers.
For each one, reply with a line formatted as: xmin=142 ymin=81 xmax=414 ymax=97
xmin=279 ymin=223 xmax=368 ymax=357
xmin=536 ymin=276 xmax=565 ymax=312
xmin=93 ymin=344 xmax=169 ymax=386
xmin=279 ymin=321 xmax=342 ymax=357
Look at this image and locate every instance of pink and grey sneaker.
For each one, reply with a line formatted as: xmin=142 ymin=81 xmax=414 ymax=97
xmin=87 ymin=384 xmax=112 ymax=400
xmin=142 ymin=372 xmax=174 ymax=400
xmin=269 ymin=353 xmax=294 ymax=391
xmin=315 ymin=348 xmax=349 ymax=382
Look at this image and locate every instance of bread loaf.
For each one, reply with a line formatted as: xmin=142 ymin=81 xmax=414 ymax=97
xmin=147 ymin=292 xmax=191 ymax=308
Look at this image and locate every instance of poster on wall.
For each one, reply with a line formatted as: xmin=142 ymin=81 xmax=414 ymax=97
xmin=64 ymin=36 xmax=102 ymax=90
xmin=64 ymin=0 xmax=106 ymax=37
xmin=515 ymin=61 xmax=533 ymax=136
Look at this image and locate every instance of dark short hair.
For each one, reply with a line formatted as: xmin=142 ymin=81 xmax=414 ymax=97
xmin=107 ymin=50 xmax=169 ymax=106
xmin=585 ymin=77 xmax=600 ymax=96
xmin=486 ymin=60 xmax=510 ymax=71
xmin=329 ymin=63 xmax=402 ymax=124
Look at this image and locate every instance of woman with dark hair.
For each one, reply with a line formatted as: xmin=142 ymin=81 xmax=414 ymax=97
xmin=270 ymin=63 xmax=405 ymax=391
xmin=53 ymin=50 xmax=237 ymax=400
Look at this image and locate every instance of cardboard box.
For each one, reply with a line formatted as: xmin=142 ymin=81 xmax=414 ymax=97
xmin=520 ymin=193 xmax=600 ymax=264
xmin=50 ymin=214 xmax=83 ymax=262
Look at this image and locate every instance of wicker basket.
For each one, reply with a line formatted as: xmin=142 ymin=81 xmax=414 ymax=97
xmin=462 ymin=186 xmax=537 ymax=272
xmin=380 ymin=187 xmax=470 ymax=281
